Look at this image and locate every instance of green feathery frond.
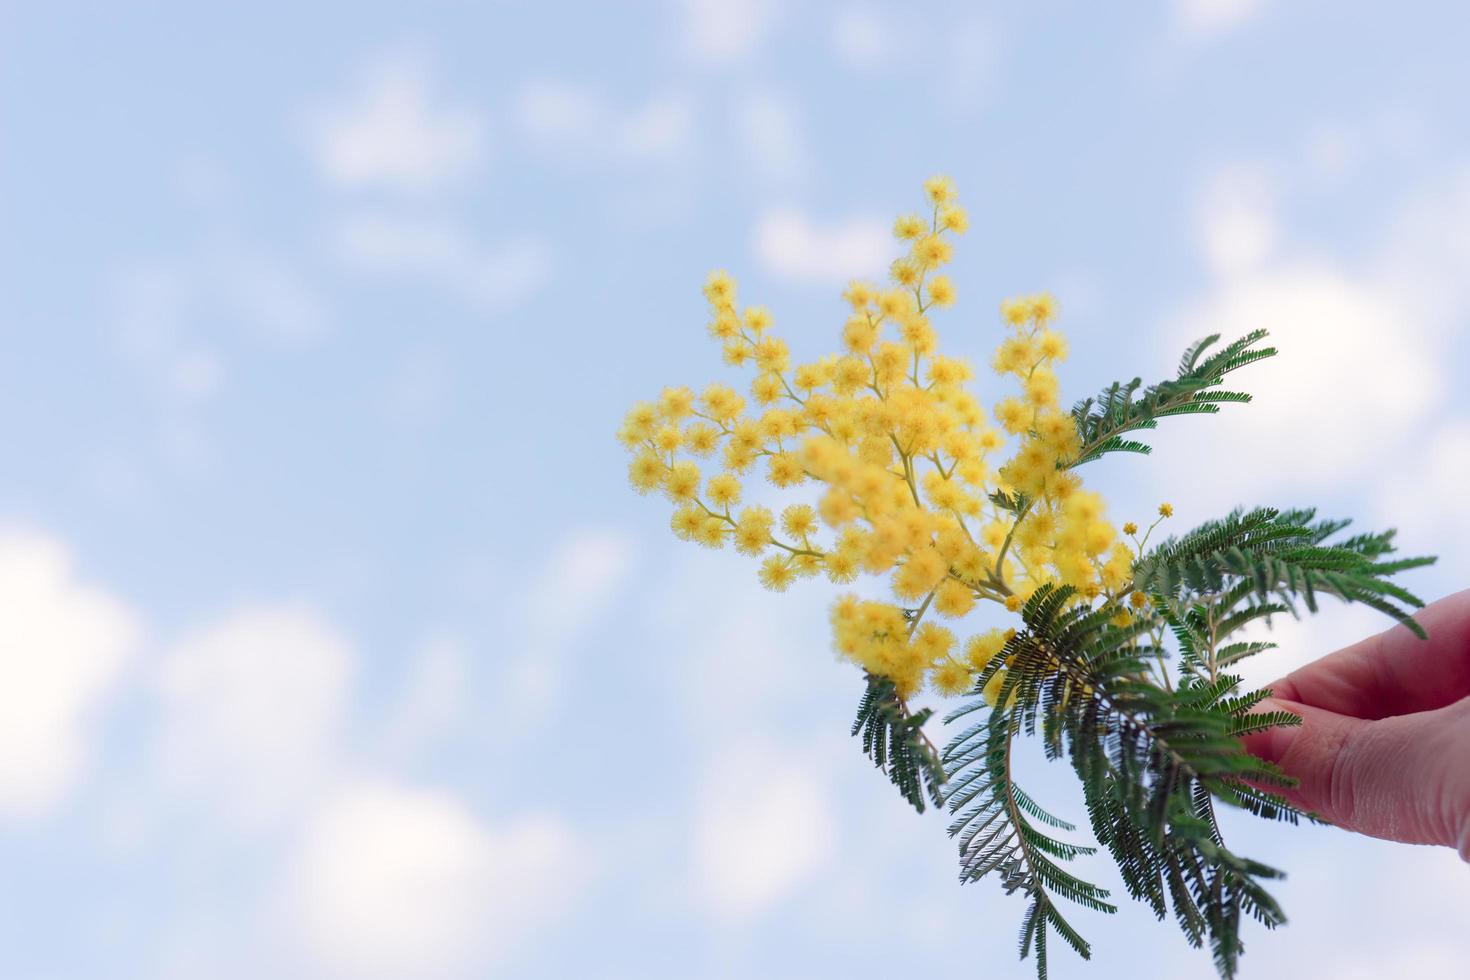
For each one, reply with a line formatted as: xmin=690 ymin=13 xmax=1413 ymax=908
xmin=989 ymin=488 xmax=1031 ymax=514
xmin=939 ymin=336 xmax=1434 ymax=979
xmin=943 ymin=700 xmax=1115 ymax=979
xmin=852 ymin=673 xmax=946 ymax=812
xmin=1069 ymin=331 xmax=1276 ymax=466
xmin=1134 ymin=508 xmax=1437 ymax=638
xmin=943 ymin=584 xmax=1304 ymax=978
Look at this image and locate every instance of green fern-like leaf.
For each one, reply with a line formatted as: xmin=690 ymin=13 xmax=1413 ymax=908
xmin=1070 ymin=331 xmax=1276 ymax=466
xmin=942 ymin=702 xmax=1115 ymax=979
xmin=944 ymin=584 xmax=1306 ymax=978
xmin=1134 ymin=508 xmax=1436 ymax=638
xmin=852 ymin=673 xmax=946 ymax=812
xmin=854 ymin=334 xmax=1434 ymax=979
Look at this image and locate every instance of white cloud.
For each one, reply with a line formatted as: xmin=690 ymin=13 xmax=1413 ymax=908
xmin=1154 ymin=164 xmax=1470 ymax=512
xmin=512 ymin=80 xmax=700 ymax=226
xmin=0 ymin=530 xmax=140 ymax=816
xmin=505 ymin=529 xmax=636 ymax=725
xmin=673 ymin=597 xmax=819 ymax=742
xmin=513 ymin=79 xmax=695 ymax=167
xmin=829 ymin=10 xmax=994 ymax=107
xmin=110 ymin=247 xmax=331 ymax=364
xmin=734 ymin=89 xmax=809 ymax=183
xmin=1303 ymin=123 xmax=1361 ymax=184
xmin=944 ymin=16 xmax=999 ymax=108
xmin=1373 ymin=419 xmax=1470 ymax=581
xmin=525 ymin=529 xmax=637 ymax=642
xmin=1196 ymin=165 xmax=1280 ymax=276
xmin=832 ymin=8 xmax=889 ymax=70
xmin=1330 ymin=947 xmax=1465 ymax=980
xmin=1296 ymin=111 xmax=1430 ymax=187
xmin=1225 ymin=834 xmax=1470 ymax=980
xmin=215 ymin=248 xmax=332 ymax=347
xmin=1230 ymin=601 xmax=1389 ymax=693
xmin=622 ymin=92 xmax=697 ymax=162
xmin=1174 ymin=0 xmax=1268 ymax=37
xmin=306 ymin=56 xmax=487 ymax=194
xmin=284 ymin=780 xmax=579 ymax=978
xmin=515 ymin=79 xmax=600 ymax=144
xmin=1162 ymin=260 xmax=1437 ymax=509
xmin=693 ymin=740 xmax=837 ymax=918
xmin=170 ymin=348 xmax=223 ymax=401
xmin=380 ymin=633 xmax=470 ymax=762
xmin=330 ymin=211 xmax=552 ymax=315
xmin=677 ymin=0 xmax=774 ymax=66
xmin=645 ymin=541 xmax=844 ymax=748
xmin=1375 ymin=168 xmax=1470 ymax=333
xmin=754 ymin=208 xmax=893 ymax=283
xmin=111 ymin=260 xmax=191 ymax=361
xmin=154 ymin=605 xmax=353 ymax=827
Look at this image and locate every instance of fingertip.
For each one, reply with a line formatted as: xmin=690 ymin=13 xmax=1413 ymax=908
xmin=1241 ymin=697 xmax=1304 ymax=765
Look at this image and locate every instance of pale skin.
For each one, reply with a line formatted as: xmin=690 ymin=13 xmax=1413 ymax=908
xmin=1242 ymin=589 xmax=1470 ymax=861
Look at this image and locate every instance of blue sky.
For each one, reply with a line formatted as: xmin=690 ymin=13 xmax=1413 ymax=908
xmin=1 ymin=1 xmax=1469 ymax=977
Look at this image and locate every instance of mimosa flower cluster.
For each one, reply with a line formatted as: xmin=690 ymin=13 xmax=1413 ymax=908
xmin=617 ymin=178 xmax=1165 ymax=705
xmin=618 ymin=175 xmax=1436 ymax=978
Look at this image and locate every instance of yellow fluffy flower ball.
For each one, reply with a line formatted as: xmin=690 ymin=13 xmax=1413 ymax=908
xmin=619 ymin=179 xmax=1142 ymax=702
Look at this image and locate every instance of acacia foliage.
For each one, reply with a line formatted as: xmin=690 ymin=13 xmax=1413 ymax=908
xmin=853 ymin=332 xmax=1434 ymax=979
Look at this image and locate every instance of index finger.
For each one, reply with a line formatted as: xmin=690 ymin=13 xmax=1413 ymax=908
xmin=1263 ymin=589 xmax=1470 ymax=720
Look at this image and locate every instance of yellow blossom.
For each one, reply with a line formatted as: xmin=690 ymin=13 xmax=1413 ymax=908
xmin=935 ymin=578 xmax=976 ymax=618
xmin=923 ymin=174 xmax=957 ymax=205
xmin=654 ymin=425 xmax=682 ymax=453
xmin=843 ymin=280 xmax=876 ymax=309
xmin=706 ymin=472 xmax=742 ymax=508
xmin=965 ymin=630 xmax=1009 ymax=670
xmin=994 ymin=397 xmax=1030 ymax=435
xmin=927 ymin=275 xmax=956 ymax=307
xmin=664 ymin=460 xmax=701 ymax=502
xmin=890 ymin=257 xmax=921 ymax=287
xmin=913 ymin=235 xmax=953 ymax=267
xmin=744 ymin=306 xmax=772 ymax=332
xmin=620 ymin=179 xmax=1138 ymax=701
xmin=982 ymin=669 xmax=1008 ymax=707
xmin=758 ymin=555 xmax=795 ymax=591
xmin=932 ymin=659 xmax=974 ymax=696
xmin=893 ymin=213 xmax=926 ymax=240
xmin=628 ymin=452 xmax=665 ymax=494
xmin=670 ymin=506 xmax=704 ymax=540
xmin=878 ymin=289 xmax=913 ymax=320
xmin=781 ymin=503 xmax=818 ymax=539
xmin=1000 ymin=298 xmax=1029 ymax=326
xmin=703 ymin=269 xmax=735 ymax=306
xmin=1037 ymin=329 xmax=1069 ymax=361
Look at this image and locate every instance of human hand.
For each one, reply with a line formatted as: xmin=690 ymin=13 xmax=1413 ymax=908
xmin=1241 ymin=589 xmax=1470 ymax=860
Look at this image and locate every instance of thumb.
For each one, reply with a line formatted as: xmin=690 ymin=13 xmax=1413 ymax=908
xmin=1243 ymin=697 xmax=1470 ymax=854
